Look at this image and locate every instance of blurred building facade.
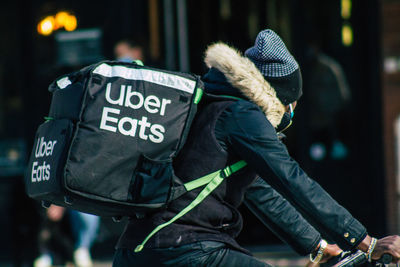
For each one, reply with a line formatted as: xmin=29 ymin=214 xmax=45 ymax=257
xmin=381 ymin=1 xmax=400 ymax=236
xmin=0 ymin=0 xmax=400 ymax=264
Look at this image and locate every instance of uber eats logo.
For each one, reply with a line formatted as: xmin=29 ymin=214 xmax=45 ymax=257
xmin=31 ymin=137 xmax=57 ymax=182
xmin=100 ymin=82 xmax=171 ymax=143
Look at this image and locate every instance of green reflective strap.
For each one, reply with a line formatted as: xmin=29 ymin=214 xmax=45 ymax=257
xmin=44 ymin=116 xmax=54 ymax=121
xmin=229 ymin=160 xmax=247 ymax=173
xmin=223 ymin=166 xmax=232 ymax=177
xmin=134 ymin=59 xmax=144 ymax=66
xmin=183 ymin=169 xmax=220 ymax=191
xmin=135 ymin=171 xmax=225 ymax=252
xmin=134 ymin=160 xmax=247 ymax=253
xmin=223 ymin=160 xmax=247 ymax=177
xmin=183 ymin=160 xmax=247 ymax=192
xmin=194 ymin=88 xmax=203 ymax=104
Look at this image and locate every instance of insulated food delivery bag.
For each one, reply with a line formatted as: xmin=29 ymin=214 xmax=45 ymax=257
xmin=25 ymin=61 xmax=204 ymax=217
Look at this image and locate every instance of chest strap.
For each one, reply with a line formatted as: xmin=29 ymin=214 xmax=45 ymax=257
xmin=134 ymin=160 xmax=247 ymax=252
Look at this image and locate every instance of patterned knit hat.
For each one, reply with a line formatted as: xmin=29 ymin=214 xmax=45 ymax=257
xmin=245 ymin=29 xmax=302 ymax=105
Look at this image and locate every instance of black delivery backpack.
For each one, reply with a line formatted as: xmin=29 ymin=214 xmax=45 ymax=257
xmin=25 ymin=60 xmax=246 ymax=252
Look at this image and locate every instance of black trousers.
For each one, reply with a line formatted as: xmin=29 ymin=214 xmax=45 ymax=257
xmin=113 ymin=241 xmax=272 ymax=267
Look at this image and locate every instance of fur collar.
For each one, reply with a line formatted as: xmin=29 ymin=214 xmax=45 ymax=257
xmin=204 ymin=42 xmax=285 ymax=128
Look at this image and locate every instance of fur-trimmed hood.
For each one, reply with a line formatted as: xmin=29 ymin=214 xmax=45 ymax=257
xmin=204 ymin=42 xmax=285 ymax=128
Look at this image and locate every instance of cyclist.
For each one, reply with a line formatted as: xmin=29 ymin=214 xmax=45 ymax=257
xmin=113 ymin=29 xmax=400 ymax=266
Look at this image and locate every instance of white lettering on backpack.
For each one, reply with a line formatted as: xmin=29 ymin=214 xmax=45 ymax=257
xmin=31 ymin=137 xmax=57 ymax=183
xmin=31 ymin=161 xmax=51 ymax=182
xmin=99 ymin=83 xmax=170 ymax=143
xmin=104 ymin=83 xmax=171 ymax=116
xmin=35 ymin=137 xmax=57 ymax=157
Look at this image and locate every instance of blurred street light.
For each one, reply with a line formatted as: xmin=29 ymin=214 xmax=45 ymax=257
xmin=55 ymin=11 xmax=69 ymax=30
xmin=64 ymin=14 xmax=77 ymax=31
xmin=37 ymin=11 xmax=77 ymax=36
xmin=342 ymin=23 xmax=353 ymax=46
xmin=341 ymin=0 xmax=352 ymax=19
xmin=341 ymin=0 xmax=353 ymax=47
xmin=37 ymin=16 xmax=55 ymax=36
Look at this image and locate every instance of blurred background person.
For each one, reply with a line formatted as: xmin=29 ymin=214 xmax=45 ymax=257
xmin=304 ymin=43 xmax=352 ymax=162
xmin=69 ymin=210 xmax=100 ymax=267
xmin=114 ymin=39 xmax=145 ymax=63
xmin=34 ymin=205 xmax=99 ymax=267
xmin=33 ymin=205 xmax=74 ymax=267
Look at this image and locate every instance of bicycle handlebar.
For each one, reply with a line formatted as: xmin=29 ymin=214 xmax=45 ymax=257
xmin=332 ymin=250 xmax=366 ymax=267
xmin=326 ymin=250 xmax=393 ymax=267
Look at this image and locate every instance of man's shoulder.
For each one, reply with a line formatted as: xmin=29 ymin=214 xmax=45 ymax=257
xmin=202 ymin=94 xmax=258 ymax=111
xmin=223 ymin=99 xmax=266 ymax=120
xmin=216 ymin=99 xmax=277 ymax=138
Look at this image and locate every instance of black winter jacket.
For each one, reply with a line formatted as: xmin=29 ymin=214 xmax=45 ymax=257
xmin=117 ymin=43 xmax=367 ymax=255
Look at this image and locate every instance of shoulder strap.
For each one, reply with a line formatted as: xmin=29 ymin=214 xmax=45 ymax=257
xmin=134 ymin=160 xmax=247 ymax=252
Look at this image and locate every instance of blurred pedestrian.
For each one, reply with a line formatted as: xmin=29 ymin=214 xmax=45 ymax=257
xmin=70 ymin=210 xmax=100 ymax=267
xmin=33 ymin=205 xmax=100 ymax=267
xmin=114 ymin=39 xmax=145 ymax=63
xmin=304 ymin=44 xmax=351 ymax=161
xmin=34 ymin=205 xmax=73 ymax=267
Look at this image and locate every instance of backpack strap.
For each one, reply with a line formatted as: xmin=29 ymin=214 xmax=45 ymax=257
xmin=134 ymin=160 xmax=247 ymax=252
xmin=183 ymin=160 xmax=247 ymax=191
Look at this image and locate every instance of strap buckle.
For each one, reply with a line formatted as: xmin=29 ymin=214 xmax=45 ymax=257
xmin=221 ymin=166 xmax=232 ymax=178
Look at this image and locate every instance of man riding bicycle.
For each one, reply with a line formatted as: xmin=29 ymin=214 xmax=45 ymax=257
xmin=113 ymin=29 xmax=400 ymax=267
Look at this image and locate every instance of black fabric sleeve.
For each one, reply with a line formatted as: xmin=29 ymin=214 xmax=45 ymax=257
xmin=220 ymin=100 xmax=367 ymax=251
xmin=244 ymin=176 xmax=321 ymax=255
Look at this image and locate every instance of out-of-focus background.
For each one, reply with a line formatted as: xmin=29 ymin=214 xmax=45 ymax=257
xmin=0 ymin=0 xmax=400 ymax=266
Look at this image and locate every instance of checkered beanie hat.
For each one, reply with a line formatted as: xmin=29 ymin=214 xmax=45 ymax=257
xmin=245 ymin=29 xmax=302 ymax=105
